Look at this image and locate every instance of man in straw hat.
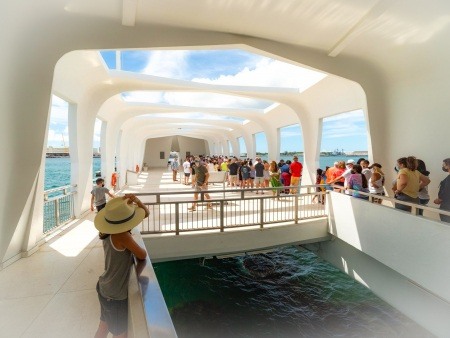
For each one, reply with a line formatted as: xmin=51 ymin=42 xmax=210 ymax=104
xmin=94 ymin=194 xmax=149 ymax=338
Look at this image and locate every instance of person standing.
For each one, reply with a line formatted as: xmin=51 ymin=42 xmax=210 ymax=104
xmin=289 ymin=156 xmax=303 ymax=194
xmin=330 ymin=159 xmax=355 ymax=193
xmin=91 ymin=178 xmax=115 ymax=212
xmin=188 ymin=159 xmax=212 ymax=211
xmin=190 ymin=156 xmax=197 ymax=188
xmin=182 ymin=158 xmax=191 ymax=185
xmin=228 ymin=158 xmax=239 ymax=188
xmin=368 ymin=163 xmax=385 ymax=203
xmin=361 ymin=159 xmax=372 ymax=182
xmin=263 ymin=160 xmax=271 ymax=188
xmin=269 ymin=160 xmax=282 ymax=198
xmin=347 ymin=164 xmax=369 ymax=199
xmin=254 ymin=158 xmax=265 ymax=194
xmin=394 ymin=156 xmax=430 ymax=212
xmin=417 ymin=159 xmax=430 ymax=215
xmin=280 ymin=160 xmax=291 ymax=194
xmin=94 ymin=195 xmax=149 ymax=338
xmin=171 ymin=157 xmax=179 ymax=182
xmin=434 ymin=158 xmax=450 ymax=223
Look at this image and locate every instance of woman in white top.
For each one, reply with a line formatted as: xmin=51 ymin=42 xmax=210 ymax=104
xmin=368 ymin=163 xmax=385 ymax=203
xmin=207 ymin=159 xmax=216 ymax=172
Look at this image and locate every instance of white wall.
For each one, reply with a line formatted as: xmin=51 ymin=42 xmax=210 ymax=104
xmin=142 ymin=136 xmax=208 ymax=168
xmin=321 ymin=192 xmax=450 ymax=337
xmin=142 ymin=137 xmax=173 ymax=168
xmin=143 ymin=219 xmax=329 ymax=262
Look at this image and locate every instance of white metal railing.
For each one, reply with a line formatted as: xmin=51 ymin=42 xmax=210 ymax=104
xmin=43 ymin=184 xmax=77 ymax=233
xmin=128 ymin=229 xmax=177 ymax=338
xmin=132 ymin=183 xmax=450 ymax=235
xmin=331 ymin=184 xmax=450 ymax=221
xmin=136 ymin=186 xmax=327 ymax=234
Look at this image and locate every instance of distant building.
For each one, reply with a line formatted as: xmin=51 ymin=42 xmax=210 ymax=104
xmin=46 ymin=147 xmax=101 ymax=158
xmin=346 ymin=151 xmax=368 ymax=156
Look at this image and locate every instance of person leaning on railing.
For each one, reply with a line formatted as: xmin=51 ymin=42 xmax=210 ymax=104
xmin=394 ymin=156 xmax=430 ymax=213
xmin=94 ymin=195 xmax=149 ymax=338
xmin=434 ymin=158 xmax=450 ymax=223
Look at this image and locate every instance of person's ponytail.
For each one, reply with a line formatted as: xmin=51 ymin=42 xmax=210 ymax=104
xmin=406 ymin=156 xmax=417 ymax=171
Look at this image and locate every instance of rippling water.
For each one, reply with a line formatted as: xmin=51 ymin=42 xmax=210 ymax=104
xmin=44 ymin=157 xmax=100 ymax=190
xmin=154 ymin=246 xmax=432 ymax=338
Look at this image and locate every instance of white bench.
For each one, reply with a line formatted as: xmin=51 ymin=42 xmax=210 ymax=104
xmin=208 ymin=171 xmax=227 ymax=199
xmin=208 ymin=171 xmax=227 ymax=188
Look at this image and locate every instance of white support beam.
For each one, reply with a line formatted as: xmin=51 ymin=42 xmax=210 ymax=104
xmin=328 ymin=0 xmax=388 ymax=57
xmin=122 ymin=0 xmax=138 ymax=27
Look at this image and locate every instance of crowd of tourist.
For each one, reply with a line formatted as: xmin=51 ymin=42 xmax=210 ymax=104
xmin=171 ymin=154 xmax=305 ymax=198
xmin=321 ymin=156 xmax=450 ymax=223
xmin=168 ymin=154 xmax=450 ymax=222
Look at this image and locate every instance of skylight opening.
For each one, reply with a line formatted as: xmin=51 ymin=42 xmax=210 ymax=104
xmin=100 ymin=49 xmax=326 ymax=90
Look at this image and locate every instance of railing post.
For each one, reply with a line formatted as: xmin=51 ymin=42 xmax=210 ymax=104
xmin=260 ymin=197 xmax=264 ymax=228
xmin=220 ymin=201 xmax=224 ymax=232
xmin=54 ymin=199 xmax=60 ymax=226
xmin=175 ymin=203 xmax=180 ymax=235
xmin=294 ymin=195 xmax=299 ymax=223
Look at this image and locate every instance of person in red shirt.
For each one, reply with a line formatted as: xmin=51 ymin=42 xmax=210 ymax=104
xmin=289 ymin=156 xmax=303 ymax=194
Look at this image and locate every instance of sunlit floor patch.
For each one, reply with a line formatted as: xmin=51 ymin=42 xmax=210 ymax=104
xmin=49 ymin=220 xmax=98 ymax=257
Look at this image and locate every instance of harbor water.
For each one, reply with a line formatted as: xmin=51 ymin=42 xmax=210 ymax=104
xmin=153 ymin=247 xmax=431 ymax=337
xmin=45 ymin=156 xmax=430 ymax=337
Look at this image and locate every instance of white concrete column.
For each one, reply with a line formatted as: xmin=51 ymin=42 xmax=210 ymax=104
xmin=68 ymin=102 xmax=97 ymax=216
xmin=100 ymin=120 xmax=107 ymax=181
xmin=301 ymin=117 xmax=322 ymax=185
xmin=265 ymin=127 xmax=280 ymax=162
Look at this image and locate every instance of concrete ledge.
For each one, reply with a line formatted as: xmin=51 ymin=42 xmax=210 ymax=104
xmin=143 ymin=218 xmax=329 ymax=262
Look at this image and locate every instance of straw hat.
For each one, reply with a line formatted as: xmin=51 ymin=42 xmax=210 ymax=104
xmin=94 ymin=197 xmax=145 ymax=234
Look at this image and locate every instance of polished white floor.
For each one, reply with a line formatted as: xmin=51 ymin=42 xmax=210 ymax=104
xmin=0 ymin=212 xmax=104 ymax=337
xmin=0 ymin=168 xmax=223 ymax=337
xmin=0 ymin=168 xmax=314 ymax=337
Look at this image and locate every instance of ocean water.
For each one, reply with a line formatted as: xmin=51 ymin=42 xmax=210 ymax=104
xmin=44 ymin=157 xmax=101 ymax=190
xmin=154 ymin=247 xmax=431 ymax=338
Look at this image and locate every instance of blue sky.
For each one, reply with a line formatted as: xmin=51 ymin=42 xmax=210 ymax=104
xmin=48 ymin=49 xmax=368 ymax=152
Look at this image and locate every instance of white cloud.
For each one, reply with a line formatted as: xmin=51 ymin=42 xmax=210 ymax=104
xmin=193 ymin=58 xmax=326 ymax=92
xmin=322 ymin=110 xmax=367 ymax=139
xmin=141 ymin=50 xmax=190 ymax=78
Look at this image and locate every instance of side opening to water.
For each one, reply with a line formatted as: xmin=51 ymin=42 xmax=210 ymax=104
xmin=153 ymin=246 xmax=431 ymax=337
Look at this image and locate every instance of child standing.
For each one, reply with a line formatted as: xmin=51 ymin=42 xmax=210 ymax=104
xmin=91 ymin=178 xmax=115 ymax=212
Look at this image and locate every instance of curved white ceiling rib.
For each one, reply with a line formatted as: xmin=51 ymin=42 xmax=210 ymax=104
xmin=98 ymin=95 xmax=263 ymax=143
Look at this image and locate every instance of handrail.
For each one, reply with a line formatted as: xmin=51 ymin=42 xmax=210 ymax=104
xmin=331 ymin=185 xmax=450 ymax=219
xmin=133 ymin=187 xmax=327 ymax=234
xmin=129 ymin=184 xmax=450 ymax=235
xmin=44 ymin=184 xmax=77 ymax=201
xmin=128 ymin=228 xmax=177 ymax=338
xmin=43 ymin=185 xmax=77 ymax=233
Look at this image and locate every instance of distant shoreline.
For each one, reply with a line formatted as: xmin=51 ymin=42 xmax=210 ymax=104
xmin=46 ymin=154 xmax=101 ymax=158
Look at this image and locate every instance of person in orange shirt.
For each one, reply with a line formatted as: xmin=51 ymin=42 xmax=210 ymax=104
xmin=325 ymin=162 xmax=338 ymax=191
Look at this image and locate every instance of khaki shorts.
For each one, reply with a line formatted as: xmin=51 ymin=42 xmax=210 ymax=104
xmin=195 ymin=182 xmax=209 ymax=192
